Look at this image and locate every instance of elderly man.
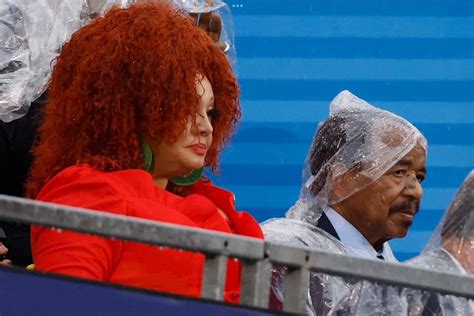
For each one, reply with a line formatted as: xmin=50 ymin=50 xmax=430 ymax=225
xmin=262 ymin=90 xmax=427 ymax=314
xmin=329 ymin=171 xmax=473 ymax=316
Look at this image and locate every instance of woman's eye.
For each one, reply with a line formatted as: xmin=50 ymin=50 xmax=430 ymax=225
xmin=207 ymin=108 xmax=219 ymax=121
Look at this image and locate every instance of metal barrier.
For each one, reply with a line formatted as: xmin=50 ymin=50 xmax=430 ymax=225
xmin=1 ymin=194 xmax=474 ymax=314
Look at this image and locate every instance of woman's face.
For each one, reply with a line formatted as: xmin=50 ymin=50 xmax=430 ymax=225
xmin=149 ymin=76 xmax=216 ymax=179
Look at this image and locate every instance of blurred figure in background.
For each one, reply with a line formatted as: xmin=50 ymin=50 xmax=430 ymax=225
xmin=404 ymin=170 xmax=474 ymax=315
xmin=0 ymin=0 xmax=85 ymax=266
xmin=0 ymin=228 xmax=12 ymax=265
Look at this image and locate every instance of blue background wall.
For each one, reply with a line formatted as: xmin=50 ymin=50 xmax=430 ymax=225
xmin=210 ymin=0 xmax=474 ymax=261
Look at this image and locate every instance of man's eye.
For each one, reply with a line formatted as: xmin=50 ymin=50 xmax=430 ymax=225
xmin=393 ymin=170 xmax=406 ymax=177
xmin=416 ymin=174 xmax=426 ymax=183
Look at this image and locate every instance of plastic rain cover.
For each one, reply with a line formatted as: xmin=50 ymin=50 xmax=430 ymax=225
xmin=0 ymin=0 xmax=135 ymax=122
xmin=262 ymin=90 xmax=427 ymax=315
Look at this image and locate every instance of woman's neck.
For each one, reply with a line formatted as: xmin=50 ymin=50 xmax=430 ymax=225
xmin=153 ymin=177 xmax=168 ymax=189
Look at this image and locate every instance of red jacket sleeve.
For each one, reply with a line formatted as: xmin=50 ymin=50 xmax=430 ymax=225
xmin=31 ymin=168 xmax=126 ymax=282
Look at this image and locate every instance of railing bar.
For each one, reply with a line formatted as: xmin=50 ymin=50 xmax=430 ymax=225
xmin=201 ymin=255 xmax=228 ymax=301
xmin=0 ymin=195 xmax=264 ymax=260
xmin=282 ymin=267 xmax=310 ymax=314
xmin=307 ymin=251 xmax=474 ymax=299
xmin=1 ymin=195 xmax=474 ymax=301
xmin=264 ymin=241 xmax=474 ymax=300
xmin=240 ymin=259 xmax=272 ymax=308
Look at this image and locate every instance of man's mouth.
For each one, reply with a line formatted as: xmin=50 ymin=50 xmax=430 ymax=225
xmin=389 ymin=200 xmax=420 ymax=217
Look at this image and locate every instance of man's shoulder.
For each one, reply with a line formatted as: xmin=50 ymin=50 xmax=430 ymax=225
xmin=261 ymin=217 xmax=346 ymax=253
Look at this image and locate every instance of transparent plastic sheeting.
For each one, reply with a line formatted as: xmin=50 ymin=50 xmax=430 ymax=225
xmin=0 ymin=0 xmax=88 ymax=122
xmin=328 ymin=171 xmax=474 ymax=316
xmin=328 ymin=273 xmax=473 ymax=315
xmin=327 ymin=281 xmax=408 ymax=316
xmin=262 ymin=90 xmax=427 ymax=315
xmin=283 ymin=90 xmax=428 ymax=224
xmin=180 ymin=0 xmax=237 ymax=65
xmin=402 ymin=170 xmax=474 ymax=316
xmin=0 ymin=0 xmax=235 ymax=122
xmin=261 ymin=219 xmax=353 ymax=315
xmin=421 ymin=170 xmax=474 ymax=271
xmin=86 ymin=0 xmax=132 ymax=16
xmin=263 ymin=89 xmax=427 ymax=242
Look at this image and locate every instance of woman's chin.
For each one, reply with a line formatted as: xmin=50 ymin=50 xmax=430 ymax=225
xmin=187 ymin=159 xmax=205 ymax=170
xmin=182 ymin=163 xmax=204 ymax=173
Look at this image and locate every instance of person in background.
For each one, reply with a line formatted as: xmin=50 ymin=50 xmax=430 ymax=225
xmin=403 ymin=170 xmax=473 ymax=316
xmin=27 ymin=2 xmax=262 ymax=303
xmin=0 ymin=229 xmax=12 ymax=266
xmin=0 ymin=1 xmax=53 ymax=267
xmin=262 ymin=90 xmax=427 ymax=314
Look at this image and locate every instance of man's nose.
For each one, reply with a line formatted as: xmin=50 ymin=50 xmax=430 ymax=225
xmin=403 ymin=173 xmax=423 ymax=200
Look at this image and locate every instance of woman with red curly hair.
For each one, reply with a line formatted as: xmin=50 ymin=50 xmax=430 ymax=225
xmin=27 ymin=2 xmax=263 ymax=303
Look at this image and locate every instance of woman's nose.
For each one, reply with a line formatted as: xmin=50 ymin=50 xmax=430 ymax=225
xmin=196 ymin=112 xmax=213 ymax=136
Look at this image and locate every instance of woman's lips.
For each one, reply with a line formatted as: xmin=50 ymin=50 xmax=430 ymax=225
xmin=188 ymin=144 xmax=207 ymax=155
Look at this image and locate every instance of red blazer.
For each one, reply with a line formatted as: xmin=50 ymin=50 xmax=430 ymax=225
xmin=31 ymin=165 xmax=263 ymax=303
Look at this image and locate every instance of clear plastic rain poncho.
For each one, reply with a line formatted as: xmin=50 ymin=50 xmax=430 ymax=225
xmin=0 ymin=0 xmax=235 ymax=122
xmin=286 ymin=90 xmax=427 ymax=223
xmin=327 ymin=171 xmax=474 ymax=316
xmin=327 ymin=281 xmax=409 ymax=316
xmin=262 ymin=218 xmax=352 ymax=315
xmin=402 ymin=170 xmax=474 ymax=316
xmin=173 ymin=0 xmax=237 ymax=66
xmin=262 ymin=90 xmax=427 ymax=315
xmin=0 ymin=0 xmax=133 ymax=122
xmin=0 ymin=0 xmax=94 ymax=122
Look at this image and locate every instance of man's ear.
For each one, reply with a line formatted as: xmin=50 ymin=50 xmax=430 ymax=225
xmin=330 ymin=167 xmax=372 ymax=204
xmin=327 ymin=164 xmax=351 ymax=203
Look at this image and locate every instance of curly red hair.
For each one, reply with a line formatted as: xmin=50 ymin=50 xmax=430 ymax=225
xmin=27 ymin=3 xmax=240 ymax=198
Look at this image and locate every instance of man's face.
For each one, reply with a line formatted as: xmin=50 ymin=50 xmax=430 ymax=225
xmin=334 ymin=144 xmax=427 ymax=248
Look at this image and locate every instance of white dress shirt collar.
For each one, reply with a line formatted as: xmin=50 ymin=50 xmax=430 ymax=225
xmin=323 ymin=205 xmax=398 ymax=262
